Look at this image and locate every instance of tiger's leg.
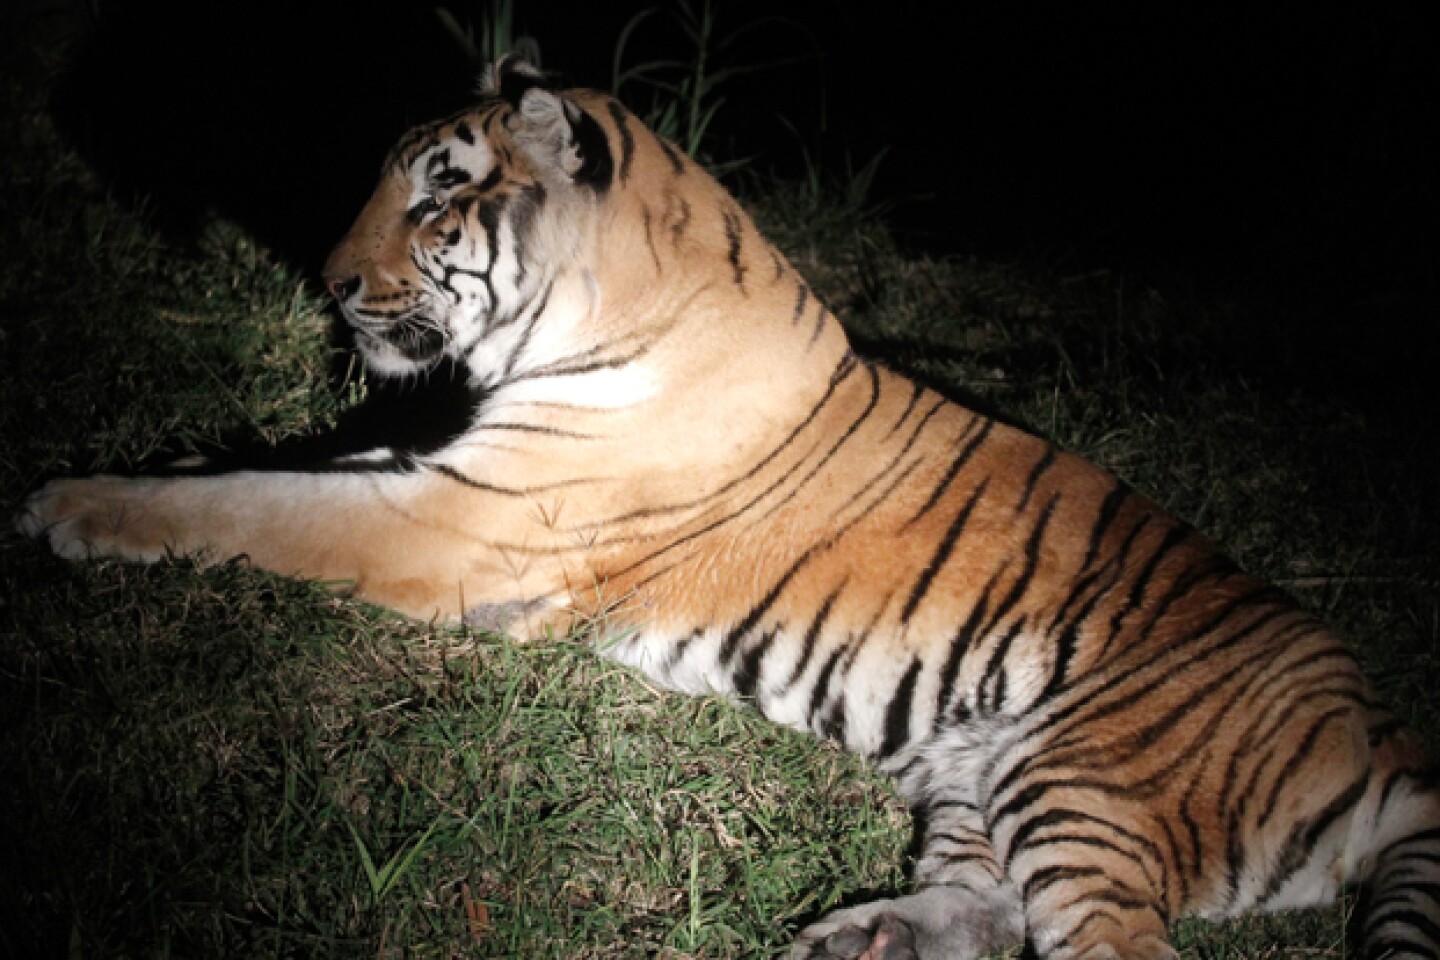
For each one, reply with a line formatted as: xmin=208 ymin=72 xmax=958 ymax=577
xmin=791 ymin=801 xmax=1024 ymax=960
xmin=1345 ymin=716 xmax=1440 ymax=960
xmin=1014 ymin=856 xmax=1175 ymax=960
xmin=15 ymin=468 xmax=562 ymax=624
xmin=1002 ymin=794 xmax=1176 ymax=960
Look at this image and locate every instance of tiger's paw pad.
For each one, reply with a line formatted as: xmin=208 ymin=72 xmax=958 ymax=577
xmin=15 ymin=476 xmax=169 ymax=561
xmin=794 ymin=915 xmax=917 ymax=960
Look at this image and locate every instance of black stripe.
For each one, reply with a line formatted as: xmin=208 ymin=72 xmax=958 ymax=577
xmin=474 ymin=166 xmax=504 ymax=192
xmin=512 ymin=345 xmax=656 ymax=381
xmin=1368 ymin=884 xmax=1440 ymax=912
xmin=888 ymin=380 xmax=926 ymax=436
xmin=506 ymin=184 xmax=545 ymax=292
xmin=1080 ymin=480 xmax=1131 ymax=571
xmin=1256 ymin=706 xmax=1354 ymax=828
xmin=567 ymin=103 xmax=615 ymax=193
xmin=515 ymin=315 xmax=674 ymax=381
xmin=609 ymin=361 xmax=877 ymax=586
xmin=606 ymin=99 xmax=635 ymax=184
xmin=809 ymin=300 xmax=828 ymax=347
xmin=426 ymin=147 xmax=452 ymax=174
xmin=1024 ymin=831 xmax=1160 ymax=880
xmin=1377 ymin=828 xmax=1440 ymax=865
xmin=1369 ymin=716 xmax=1409 ymax=747
xmin=473 ymin=421 xmax=594 ymax=439
xmin=978 ymin=619 xmax=1026 ymax=714
xmin=1134 ymin=552 xmax=1244 ymax=648
xmin=835 ymin=454 xmax=923 ymax=537
xmin=427 ymin=462 xmax=599 ymax=496
xmin=640 ymin=205 xmax=662 ymax=272
xmin=657 ymin=136 xmax=685 ymax=174
xmin=1156 ymin=816 xmax=1191 ymax=906
xmin=756 ymin=363 xmax=882 ymax=521
xmin=1363 ymin=928 xmax=1440 ymax=960
xmin=1022 ymin=864 xmax=1108 ymax=901
xmin=791 ymin=283 xmax=809 ymax=326
xmin=1040 ymin=504 xmax=1151 ymax=696
xmin=720 ymin=546 xmax=822 ymax=666
xmin=906 ymin=417 xmax=995 ymax=527
xmin=498 ymin=279 xmax=553 ymax=379
xmin=781 ymin=586 xmax=844 ymax=691
xmin=973 ymin=495 xmax=1061 ymax=707
xmin=878 ymin=657 xmax=925 ymax=758
xmin=723 ymin=206 xmax=747 ymax=291
xmin=664 ymin=629 xmax=702 ymax=672
xmin=989 ymin=597 xmax=1295 ymax=805
xmin=808 ymin=648 xmax=846 ymax=736
xmin=1091 ymin=522 xmax=1200 ymax=660
xmin=603 ymin=353 xmax=860 ymax=530
xmin=1257 ymin=773 xmax=1367 ymax=906
xmin=900 ymin=478 xmax=990 ymax=625
xmin=933 ymin=569 xmax=1003 ymax=723
xmin=895 ymin=398 xmax=949 ymax=458
xmin=1016 ymin=447 xmax=1058 ymax=514
xmin=734 ymin=628 xmax=779 ymax=700
xmin=820 ymin=693 xmax=848 ymax=745
xmin=1009 ymin=808 xmax=1169 ymax=875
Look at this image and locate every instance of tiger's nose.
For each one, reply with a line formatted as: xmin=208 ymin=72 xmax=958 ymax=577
xmin=326 ymin=275 xmax=361 ymax=301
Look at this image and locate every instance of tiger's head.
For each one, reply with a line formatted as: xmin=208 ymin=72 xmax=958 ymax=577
xmin=322 ymin=57 xmax=621 ymax=385
xmin=324 ymin=57 xmax=837 ymax=419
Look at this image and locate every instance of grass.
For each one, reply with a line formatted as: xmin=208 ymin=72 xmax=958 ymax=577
xmin=2 ymin=12 xmax=1437 ymax=960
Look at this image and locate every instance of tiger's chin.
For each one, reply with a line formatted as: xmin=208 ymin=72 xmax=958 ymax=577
xmin=353 ymin=330 xmax=449 ymax=380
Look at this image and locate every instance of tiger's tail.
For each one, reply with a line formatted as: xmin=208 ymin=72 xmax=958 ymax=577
xmin=1349 ymin=722 xmax=1440 ymax=959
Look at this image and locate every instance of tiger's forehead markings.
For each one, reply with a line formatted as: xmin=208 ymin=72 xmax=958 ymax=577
xmin=407 ymin=136 xmax=496 ymax=194
xmin=384 ymin=103 xmax=509 ymax=177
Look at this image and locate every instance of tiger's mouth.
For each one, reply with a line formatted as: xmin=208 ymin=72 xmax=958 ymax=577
xmin=384 ymin=317 xmax=449 ymax=361
xmin=351 ymin=314 xmax=451 ymax=375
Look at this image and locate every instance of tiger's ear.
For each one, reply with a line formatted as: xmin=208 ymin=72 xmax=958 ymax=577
xmin=479 ymin=54 xmax=550 ymax=106
xmin=511 ymin=87 xmax=614 ymax=193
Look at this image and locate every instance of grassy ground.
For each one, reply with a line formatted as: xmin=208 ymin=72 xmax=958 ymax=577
xmin=3 ymin=14 xmax=1437 ymax=960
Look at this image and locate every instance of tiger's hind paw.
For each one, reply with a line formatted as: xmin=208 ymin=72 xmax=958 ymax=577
xmin=791 ymin=887 xmax=1023 ymax=960
xmin=794 ymin=915 xmax=917 ymax=959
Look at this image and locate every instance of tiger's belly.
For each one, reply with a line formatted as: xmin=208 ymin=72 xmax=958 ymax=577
xmin=598 ymin=621 xmax=1024 ymax=781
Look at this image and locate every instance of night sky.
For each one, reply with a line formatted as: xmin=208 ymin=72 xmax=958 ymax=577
xmin=54 ymin=1 xmax=1437 ymax=392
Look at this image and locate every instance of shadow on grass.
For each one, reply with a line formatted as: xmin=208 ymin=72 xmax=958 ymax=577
xmin=0 ymin=561 xmax=371 ymax=959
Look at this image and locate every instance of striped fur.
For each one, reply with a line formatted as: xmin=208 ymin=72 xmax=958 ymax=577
xmin=16 ymin=58 xmax=1439 ymax=959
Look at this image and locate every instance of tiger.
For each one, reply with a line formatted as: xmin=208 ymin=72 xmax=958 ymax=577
xmin=15 ymin=55 xmax=1440 ymax=960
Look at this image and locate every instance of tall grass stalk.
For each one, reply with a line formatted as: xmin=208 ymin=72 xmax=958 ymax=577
xmin=612 ymin=0 xmax=819 ymax=171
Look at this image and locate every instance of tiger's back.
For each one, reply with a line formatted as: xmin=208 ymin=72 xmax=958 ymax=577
xmin=18 ymin=57 xmax=1439 ymax=959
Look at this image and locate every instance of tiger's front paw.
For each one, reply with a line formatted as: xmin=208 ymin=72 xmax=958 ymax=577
xmin=15 ymin=476 xmax=176 ymax=562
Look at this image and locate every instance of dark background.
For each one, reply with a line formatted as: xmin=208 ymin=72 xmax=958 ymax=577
xmin=46 ymin=0 xmax=1439 ymax=396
